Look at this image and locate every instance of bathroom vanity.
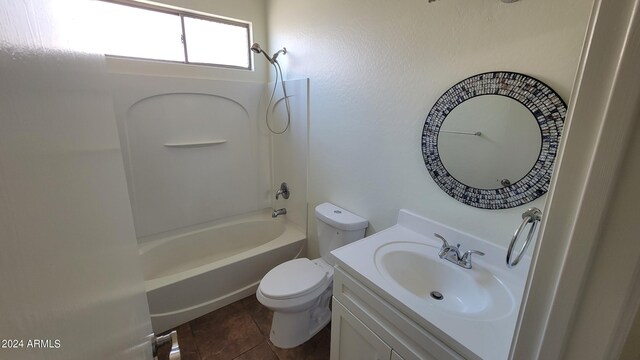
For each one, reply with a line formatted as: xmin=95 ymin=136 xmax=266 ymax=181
xmin=330 ymin=210 xmax=529 ymax=360
xmin=331 ymin=267 xmax=462 ymax=360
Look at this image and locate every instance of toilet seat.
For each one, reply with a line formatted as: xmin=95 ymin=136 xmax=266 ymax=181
xmin=256 ymin=203 xmax=368 ymax=349
xmin=259 ymin=258 xmax=330 ymax=300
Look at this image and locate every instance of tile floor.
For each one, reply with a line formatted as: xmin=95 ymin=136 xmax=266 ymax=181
xmin=157 ymin=295 xmax=331 ymax=360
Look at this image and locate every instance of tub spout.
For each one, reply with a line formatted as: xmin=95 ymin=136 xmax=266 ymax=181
xmin=272 ymin=208 xmax=287 ymax=218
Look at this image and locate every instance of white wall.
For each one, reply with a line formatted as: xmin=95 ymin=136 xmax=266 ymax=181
xmin=561 ymin=111 xmax=640 ymax=358
xmin=266 ymin=0 xmax=593 ymax=257
xmin=106 ymin=0 xmax=269 ymax=82
xmin=0 ymin=0 xmax=152 ymax=358
xmin=620 ymin=308 xmax=640 ymax=360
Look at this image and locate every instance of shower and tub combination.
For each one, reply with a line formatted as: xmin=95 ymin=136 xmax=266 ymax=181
xmin=109 ymin=44 xmax=308 ymax=332
xmin=141 ymin=210 xmax=305 ymax=332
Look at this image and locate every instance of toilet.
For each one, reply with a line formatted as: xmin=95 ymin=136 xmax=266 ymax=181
xmin=256 ymin=202 xmax=368 ymax=349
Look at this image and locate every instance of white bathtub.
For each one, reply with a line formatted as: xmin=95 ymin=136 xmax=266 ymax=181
xmin=139 ymin=210 xmax=306 ymax=333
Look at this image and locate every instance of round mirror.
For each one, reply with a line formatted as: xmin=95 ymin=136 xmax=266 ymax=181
xmin=422 ymin=72 xmax=566 ymax=209
xmin=438 ymin=95 xmax=541 ymax=189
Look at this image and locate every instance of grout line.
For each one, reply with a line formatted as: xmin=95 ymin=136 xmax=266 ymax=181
xmin=248 ymin=309 xmax=267 ymax=339
xmin=230 ymin=341 xmax=265 ymax=360
xmin=268 ymin=340 xmax=284 ymax=360
xmin=181 ymin=322 xmax=203 ymax=360
xmin=243 ymin=296 xmax=272 ymax=340
xmin=187 ymin=323 xmax=203 ymax=360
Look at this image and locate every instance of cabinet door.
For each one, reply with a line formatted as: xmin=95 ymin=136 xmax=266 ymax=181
xmin=331 ymin=298 xmax=392 ymax=360
xmin=391 ymin=350 xmax=406 ymax=360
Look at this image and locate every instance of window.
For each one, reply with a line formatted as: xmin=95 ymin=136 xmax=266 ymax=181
xmin=85 ymin=1 xmax=252 ymax=69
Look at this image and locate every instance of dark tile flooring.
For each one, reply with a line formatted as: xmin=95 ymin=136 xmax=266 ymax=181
xmin=158 ymin=295 xmax=331 ymax=360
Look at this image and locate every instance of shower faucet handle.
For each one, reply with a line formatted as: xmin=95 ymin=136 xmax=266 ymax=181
xmin=275 ymin=182 xmax=290 ymax=200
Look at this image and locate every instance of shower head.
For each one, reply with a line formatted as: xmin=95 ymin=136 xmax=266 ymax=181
xmin=250 ymin=43 xmax=263 ymax=54
xmin=250 ymin=42 xmax=287 ymax=64
xmin=250 ymin=42 xmax=273 ymax=63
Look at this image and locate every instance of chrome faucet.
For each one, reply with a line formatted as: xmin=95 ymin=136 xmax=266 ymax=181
xmin=434 ymin=233 xmax=485 ymax=269
xmin=272 ymin=208 xmax=287 ymax=218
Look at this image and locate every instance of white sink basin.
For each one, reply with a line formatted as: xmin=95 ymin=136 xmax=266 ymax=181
xmin=374 ymin=241 xmax=514 ymax=320
xmin=332 ymin=210 xmax=530 ymax=360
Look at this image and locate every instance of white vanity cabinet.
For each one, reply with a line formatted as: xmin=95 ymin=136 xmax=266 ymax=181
xmin=330 ymin=300 xmax=411 ymax=360
xmin=331 ymin=300 xmax=392 ymax=360
xmin=330 ymin=267 xmax=466 ymax=360
xmin=329 ymin=210 xmax=525 ymax=360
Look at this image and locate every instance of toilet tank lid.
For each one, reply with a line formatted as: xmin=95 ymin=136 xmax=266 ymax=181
xmin=315 ymin=203 xmax=368 ymax=231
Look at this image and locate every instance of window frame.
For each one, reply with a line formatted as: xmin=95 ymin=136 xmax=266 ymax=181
xmin=100 ymin=0 xmax=253 ymax=70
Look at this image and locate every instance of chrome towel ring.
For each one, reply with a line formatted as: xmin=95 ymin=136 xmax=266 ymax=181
xmin=507 ymin=207 xmax=542 ymax=268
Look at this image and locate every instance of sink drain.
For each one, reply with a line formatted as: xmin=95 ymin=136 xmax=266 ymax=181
xmin=430 ymin=291 xmax=444 ymax=300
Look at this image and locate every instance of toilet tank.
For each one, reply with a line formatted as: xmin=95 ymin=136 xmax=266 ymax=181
xmin=315 ymin=203 xmax=368 ymax=265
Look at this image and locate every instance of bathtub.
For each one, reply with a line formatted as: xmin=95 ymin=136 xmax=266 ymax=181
xmin=139 ymin=209 xmax=306 ymax=333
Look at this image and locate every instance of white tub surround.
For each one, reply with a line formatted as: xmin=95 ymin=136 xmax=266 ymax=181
xmin=268 ymin=78 xmax=309 ymax=232
xmin=140 ymin=210 xmax=305 ymax=333
xmin=331 ymin=210 xmax=529 ymax=360
xmin=110 ymin=74 xmax=270 ymax=239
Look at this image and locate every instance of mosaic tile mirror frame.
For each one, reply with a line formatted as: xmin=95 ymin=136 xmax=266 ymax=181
xmin=421 ymin=71 xmax=567 ymax=209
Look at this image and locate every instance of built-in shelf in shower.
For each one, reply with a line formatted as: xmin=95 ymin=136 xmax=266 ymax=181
xmin=163 ymin=140 xmax=227 ymax=148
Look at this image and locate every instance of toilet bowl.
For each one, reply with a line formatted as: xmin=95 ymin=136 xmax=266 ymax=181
xmin=256 ymin=203 xmax=368 ymax=349
xmin=256 ymin=258 xmax=334 ymax=348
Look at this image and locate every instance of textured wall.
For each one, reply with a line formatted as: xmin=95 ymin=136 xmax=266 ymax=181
xmin=266 ymin=0 xmax=593 ymax=257
xmin=0 ymin=0 xmax=152 ymax=358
